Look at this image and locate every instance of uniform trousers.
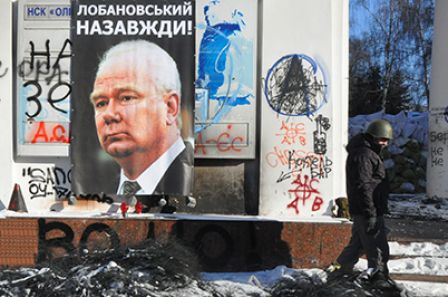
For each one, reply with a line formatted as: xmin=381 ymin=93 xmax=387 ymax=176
xmin=337 ymin=215 xmax=390 ymax=274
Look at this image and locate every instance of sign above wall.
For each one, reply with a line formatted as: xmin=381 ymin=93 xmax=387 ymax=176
xmin=194 ymin=0 xmax=257 ymax=159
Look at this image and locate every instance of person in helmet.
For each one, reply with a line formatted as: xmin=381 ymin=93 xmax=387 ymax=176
xmin=333 ymin=119 xmax=393 ymax=281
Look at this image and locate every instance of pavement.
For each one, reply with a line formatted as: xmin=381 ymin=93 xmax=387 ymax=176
xmin=386 ymin=217 xmax=448 ymax=243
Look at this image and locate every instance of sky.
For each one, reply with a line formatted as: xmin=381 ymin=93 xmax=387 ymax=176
xmin=349 ymin=0 xmax=371 ymax=37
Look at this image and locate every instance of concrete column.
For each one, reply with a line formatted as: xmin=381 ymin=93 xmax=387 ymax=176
xmin=259 ymin=0 xmax=348 ymax=218
xmin=0 ymin=1 xmax=13 ymax=206
xmin=427 ymin=0 xmax=448 ymax=198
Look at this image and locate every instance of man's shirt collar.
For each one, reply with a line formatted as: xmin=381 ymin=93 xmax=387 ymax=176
xmin=117 ymin=137 xmax=185 ymax=195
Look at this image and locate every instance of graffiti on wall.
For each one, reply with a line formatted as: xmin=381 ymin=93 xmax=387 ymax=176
xmin=265 ymin=116 xmax=333 ymax=181
xmin=265 ymin=114 xmax=333 ymax=215
xmin=21 ymin=165 xmax=71 ymax=200
xmin=264 ymin=54 xmax=327 ymax=117
xmin=37 ymin=219 xmax=293 ymax=271
xmin=275 ymin=117 xmax=332 ymax=214
xmin=0 ymin=60 xmax=8 ymax=78
xmin=15 ymin=1 xmax=71 ymax=156
xmin=287 ymin=174 xmax=324 ymax=215
xmin=276 ymin=121 xmax=306 ymax=145
xmin=261 ymin=54 xmax=333 ymax=217
xmin=429 ymin=106 xmax=448 ymax=168
xmin=194 ymin=123 xmax=247 ymax=155
xmin=430 ymin=130 xmax=447 ymax=167
xmin=195 ymin=0 xmax=257 ymax=158
xmin=313 ymin=114 xmax=331 ymax=154
xmin=38 ymin=219 xmax=123 ymax=262
xmin=19 ymin=163 xmax=118 ymax=209
xmin=18 ymin=39 xmax=72 ymax=145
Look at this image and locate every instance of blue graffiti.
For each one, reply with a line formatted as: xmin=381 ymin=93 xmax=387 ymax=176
xmin=195 ymin=1 xmax=254 ymax=133
xmin=264 ymin=54 xmax=328 ymax=117
xmin=197 ymin=22 xmax=241 ymax=98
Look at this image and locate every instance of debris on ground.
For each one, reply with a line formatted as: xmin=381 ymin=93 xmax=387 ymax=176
xmin=0 ymin=239 xmax=409 ymax=297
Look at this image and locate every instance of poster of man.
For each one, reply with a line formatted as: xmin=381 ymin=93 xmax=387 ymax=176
xmin=70 ymin=0 xmax=194 ymax=197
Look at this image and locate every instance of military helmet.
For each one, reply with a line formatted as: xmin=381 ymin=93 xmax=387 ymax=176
xmin=366 ymin=119 xmax=393 ymax=140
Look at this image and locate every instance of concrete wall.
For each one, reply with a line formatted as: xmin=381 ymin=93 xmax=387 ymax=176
xmin=259 ymin=0 xmax=348 ymax=218
xmin=427 ymin=0 xmax=448 ymax=199
xmin=0 ymin=0 xmax=14 ymax=208
xmin=0 ymin=217 xmax=351 ymax=270
xmin=0 ymin=0 xmax=348 ymax=219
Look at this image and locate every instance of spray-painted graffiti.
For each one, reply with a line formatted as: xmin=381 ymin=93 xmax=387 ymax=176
xmin=22 ymin=166 xmax=71 ymax=199
xmin=429 ymin=106 xmax=448 ymax=124
xmin=428 ymin=106 xmax=448 ymax=167
xmin=19 ymin=39 xmax=72 ymax=118
xmin=25 ymin=121 xmax=70 ymax=144
xmin=193 ymin=1 xmax=256 ymax=159
xmin=264 ymin=54 xmax=327 ymax=117
xmin=260 ymin=54 xmax=333 ymax=217
xmin=287 ymin=174 xmax=324 ymax=215
xmin=37 ymin=219 xmax=297 ymax=271
xmin=276 ymin=121 xmax=306 ymax=145
xmin=429 ymin=130 xmax=448 ymax=167
xmin=195 ymin=123 xmax=246 ymax=155
xmin=266 ymin=147 xmax=333 ymax=180
xmin=265 ymin=146 xmax=299 ymax=168
xmin=195 ymin=1 xmax=255 ymax=133
xmin=0 ymin=60 xmax=8 ymax=78
xmin=313 ymin=114 xmax=331 ymax=154
xmin=430 ymin=145 xmax=444 ymax=167
xmin=277 ymin=155 xmax=333 ymax=182
xmin=18 ymin=39 xmax=72 ymax=146
xmin=20 ymin=165 xmax=114 ymax=205
xmin=37 ymin=219 xmax=122 ymax=262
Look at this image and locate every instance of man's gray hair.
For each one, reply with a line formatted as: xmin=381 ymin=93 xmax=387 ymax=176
xmin=97 ymin=39 xmax=181 ymax=97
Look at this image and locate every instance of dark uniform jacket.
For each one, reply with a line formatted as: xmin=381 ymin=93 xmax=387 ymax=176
xmin=346 ymin=133 xmax=389 ymax=218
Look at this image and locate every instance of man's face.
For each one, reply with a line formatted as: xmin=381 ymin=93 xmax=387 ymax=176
xmin=375 ymin=137 xmax=389 ymax=149
xmin=90 ymin=54 xmax=168 ymax=158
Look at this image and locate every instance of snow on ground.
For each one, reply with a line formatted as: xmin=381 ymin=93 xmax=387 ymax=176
xmin=390 ymin=257 xmax=448 ymax=276
xmin=353 ymin=252 xmax=448 ymax=296
xmin=398 ymin=281 xmax=448 ymax=297
xmin=204 ymin=258 xmax=448 ymax=297
xmin=202 ymin=253 xmax=448 ymax=297
xmin=353 ymin=241 xmax=448 ymax=276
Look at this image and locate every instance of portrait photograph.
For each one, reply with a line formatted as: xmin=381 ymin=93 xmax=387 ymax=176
xmin=70 ymin=0 xmax=195 ymax=196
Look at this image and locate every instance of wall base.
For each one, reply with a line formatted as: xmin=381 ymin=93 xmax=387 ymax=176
xmin=0 ymin=217 xmax=351 ymax=271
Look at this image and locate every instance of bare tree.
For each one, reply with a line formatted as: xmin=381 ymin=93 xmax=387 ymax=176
xmin=400 ymin=0 xmax=434 ymax=110
xmin=350 ymin=0 xmax=434 ymax=112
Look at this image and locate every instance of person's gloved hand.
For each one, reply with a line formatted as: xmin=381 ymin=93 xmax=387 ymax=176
xmin=366 ymin=216 xmax=378 ymax=235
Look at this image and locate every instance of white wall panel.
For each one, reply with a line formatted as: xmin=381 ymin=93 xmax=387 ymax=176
xmin=259 ymin=0 xmax=348 ymax=219
xmin=427 ymin=0 xmax=448 ymax=198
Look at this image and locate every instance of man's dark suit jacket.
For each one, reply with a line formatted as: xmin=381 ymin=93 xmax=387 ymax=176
xmin=113 ymin=141 xmax=194 ymax=196
xmin=153 ymin=141 xmax=194 ymax=196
